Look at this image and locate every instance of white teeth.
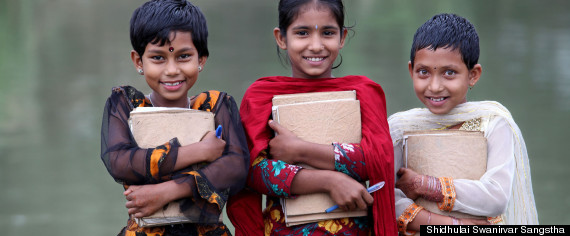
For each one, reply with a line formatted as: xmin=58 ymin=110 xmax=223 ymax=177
xmin=305 ymin=57 xmax=324 ymax=62
xmin=430 ymin=97 xmax=445 ymax=102
xmin=163 ymin=81 xmax=181 ymax=86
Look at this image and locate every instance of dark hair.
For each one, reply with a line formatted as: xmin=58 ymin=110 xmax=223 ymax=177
xmin=410 ymin=13 xmax=479 ymax=70
xmin=130 ymin=0 xmax=209 ymax=58
xmin=276 ymin=0 xmax=347 ymax=68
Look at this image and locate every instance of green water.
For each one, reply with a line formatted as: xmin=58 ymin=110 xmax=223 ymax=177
xmin=1 ymin=0 xmax=569 ymax=235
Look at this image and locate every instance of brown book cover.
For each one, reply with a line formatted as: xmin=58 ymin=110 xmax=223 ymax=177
xmin=403 ymin=130 xmax=487 ymax=220
xmin=272 ymin=90 xmax=356 ymax=106
xmin=128 ymin=107 xmax=219 ymax=227
xmin=272 ymin=91 xmax=366 ymax=226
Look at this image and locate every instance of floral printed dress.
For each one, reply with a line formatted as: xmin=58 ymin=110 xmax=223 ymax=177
xmin=250 ymin=143 xmax=371 ymax=236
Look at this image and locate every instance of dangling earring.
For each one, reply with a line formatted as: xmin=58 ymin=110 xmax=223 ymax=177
xmin=137 ymin=68 xmax=143 ymax=74
xmin=198 ymin=66 xmax=203 ymax=72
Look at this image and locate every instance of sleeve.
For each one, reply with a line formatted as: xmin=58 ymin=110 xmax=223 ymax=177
xmin=171 ymin=95 xmax=250 ymax=220
xmin=452 ymin=117 xmax=515 ymax=216
xmin=393 ymin=140 xmax=417 ymax=220
xmin=332 ymin=142 xmax=368 ymax=181
xmin=247 ymin=150 xmax=302 ymax=198
xmin=100 ymin=91 xmax=178 ymax=185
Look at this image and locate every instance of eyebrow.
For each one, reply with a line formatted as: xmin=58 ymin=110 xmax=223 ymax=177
xmin=291 ymin=25 xmax=339 ymax=31
xmin=415 ymin=64 xmax=459 ymax=69
xmin=146 ymin=47 xmax=196 ymax=54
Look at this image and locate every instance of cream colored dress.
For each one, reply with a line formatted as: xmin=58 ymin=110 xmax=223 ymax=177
xmin=390 ymin=101 xmax=538 ymax=225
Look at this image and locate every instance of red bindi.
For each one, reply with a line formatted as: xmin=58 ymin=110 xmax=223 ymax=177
xmin=169 ymin=47 xmax=174 ymax=52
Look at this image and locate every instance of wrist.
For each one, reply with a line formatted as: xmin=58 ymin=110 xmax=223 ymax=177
xmin=421 ymin=175 xmax=443 ymax=202
xmin=293 ymin=139 xmax=309 ymax=163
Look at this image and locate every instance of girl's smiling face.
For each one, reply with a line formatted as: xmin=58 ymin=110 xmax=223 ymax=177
xmin=409 ymin=47 xmax=481 ymax=114
xmin=274 ymin=3 xmax=347 ymax=79
xmin=132 ymin=31 xmax=207 ymax=107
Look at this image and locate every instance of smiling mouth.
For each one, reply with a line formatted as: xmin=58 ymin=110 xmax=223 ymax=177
xmin=304 ymin=57 xmax=326 ymax=62
xmin=428 ymin=97 xmax=448 ymax=102
xmin=161 ymin=81 xmax=183 ymax=86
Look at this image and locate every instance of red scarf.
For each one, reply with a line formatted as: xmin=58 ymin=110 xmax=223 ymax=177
xmin=227 ymin=75 xmax=397 ymax=236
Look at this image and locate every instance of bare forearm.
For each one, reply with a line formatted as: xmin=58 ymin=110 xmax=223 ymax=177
xmin=295 ymin=142 xmax=335 ymax=170
xmin=162 ymin=179 xmax=193 ymax=201
xmin=290 ymin=169 xmax=335 ymax=195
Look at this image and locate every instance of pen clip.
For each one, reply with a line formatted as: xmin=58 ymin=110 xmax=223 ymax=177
xmin=215 ymin=125 xmax=222 ymax=139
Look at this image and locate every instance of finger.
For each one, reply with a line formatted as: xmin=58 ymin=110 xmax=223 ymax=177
xmin=200 ymin=131 xmax=215 ymax=141
xmin=134 ymin=212 xmax=144 ymax=218
xmin=123 ymin=188 xmax=133 ymax=196
xmin=355 ymin=196 xmax=367 ymax=210
xmin=127 ymin=206 xmax=139 ymax=215
xmin=397 ymin=168 xmax=406 ymax=176
xmin=267 ymin=120 xmax=283 ymax=135
xmin=346 ymin=201 xmax=356 ymax=211
xmin=125 ymin=200 xmax=135 ymax=209
xmin=363 ymin=192 xmax=374 ymax=205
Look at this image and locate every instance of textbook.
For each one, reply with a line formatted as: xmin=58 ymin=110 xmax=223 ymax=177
xmin=128 ymin=107 xmax=221 ymax=227
xmin=403 ymin=130 xmax=487 ymax=220
xmin=272 ymin=91 xmax=367 ymax=226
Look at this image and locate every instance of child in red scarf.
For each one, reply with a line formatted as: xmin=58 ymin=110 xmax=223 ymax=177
xmin=227 ymin=0 xmax=397 ymax=235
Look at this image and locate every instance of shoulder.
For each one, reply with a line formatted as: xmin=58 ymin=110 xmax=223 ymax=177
xmin=108 ymin=85 xmax=148 ymax=109
xmin=192 ymin=90 xmax=236 ymax=112
xmin=388 ymin=107 xmax=427 ymax=125
xmin=343 ymin=75 xmax=378 ymax=84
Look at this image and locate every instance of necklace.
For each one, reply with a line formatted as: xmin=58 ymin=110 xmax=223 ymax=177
xmin=149 ymin=93 xmax=190 ymax=108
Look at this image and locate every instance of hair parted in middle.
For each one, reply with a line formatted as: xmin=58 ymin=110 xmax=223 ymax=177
xmin=277 ymin=0 xmax=346 ymax=37
xmin=410 ymin=13 xmax=480 ymax=70
xmin=130 ymin=0 xmax=209 ymax=58
xmin=276 ymin=0 xmax=348 ymax=69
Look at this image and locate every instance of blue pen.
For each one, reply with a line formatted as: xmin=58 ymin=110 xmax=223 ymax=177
xmin=324 ymin=181 xmax=385 ymax=213
xmin=215 ymin=125 xmax=223 ymax=139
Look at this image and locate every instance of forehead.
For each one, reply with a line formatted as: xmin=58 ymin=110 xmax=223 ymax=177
xmin=414 ymin=47 xmax=464 ymax=67
xmin=290 ymin=4 xmax=338 ymax=28
xmin=148 ymin=31 xmax=195 ymax=48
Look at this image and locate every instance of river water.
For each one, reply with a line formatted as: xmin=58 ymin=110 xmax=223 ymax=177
xmin=1 ymin=0 xmax=569 ymax=234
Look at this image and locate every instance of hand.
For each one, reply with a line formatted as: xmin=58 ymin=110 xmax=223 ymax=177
xmin=396 ymin=168 xmax=423 ymax=200
xmin=124 ymin=183 xmax=172 ymax=218
xmin=268 ymin=120 xmax=305 ymax=164
xmin=327 ymin=173 xmax=374 ymax=211
xmin=199 ymin=130 xmax=226 ymax=162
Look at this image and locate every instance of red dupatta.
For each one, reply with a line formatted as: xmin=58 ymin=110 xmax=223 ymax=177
xmin=227 ymin=75 xmax=397 ymax=236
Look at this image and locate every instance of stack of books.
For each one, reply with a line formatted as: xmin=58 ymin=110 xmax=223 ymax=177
xmin=403 ymin=130 xmax=487 ymax=220
xmin=272 ymin=90 xmax=367 ymax=226
xmin=129 ymin=107 xmax=220 ymax=227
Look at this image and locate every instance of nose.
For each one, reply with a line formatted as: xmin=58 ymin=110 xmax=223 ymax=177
xmin=427 ymin=76 xmax=444 ymax=93
xmin=308 ymin=35 xmax=324 ymax=52
xmin=164 ymin=60 xmax=180 ymax=76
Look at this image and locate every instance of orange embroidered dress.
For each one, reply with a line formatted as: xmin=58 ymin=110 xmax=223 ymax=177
xmin=101 ymin=86 xmax=249 ymax=236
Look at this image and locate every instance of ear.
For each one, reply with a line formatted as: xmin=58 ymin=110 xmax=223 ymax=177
xmin=339 ymin=28 xmax=348 ymax=49
xmin=273 ymin=27 xmax=287 ymax=50
xmin=199 ymin=56 xmax=208 ymax=69
xmin=131 ymin=50 xmax=143 ymax=71
xmin=469 ymin=64 xmax=482 ymax=87
xmin=408 ymin=61 xmax=414 ymax=79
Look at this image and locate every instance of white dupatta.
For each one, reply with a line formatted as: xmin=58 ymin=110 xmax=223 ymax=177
xmin=389 ymin=101 xmax=538 ymax=224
